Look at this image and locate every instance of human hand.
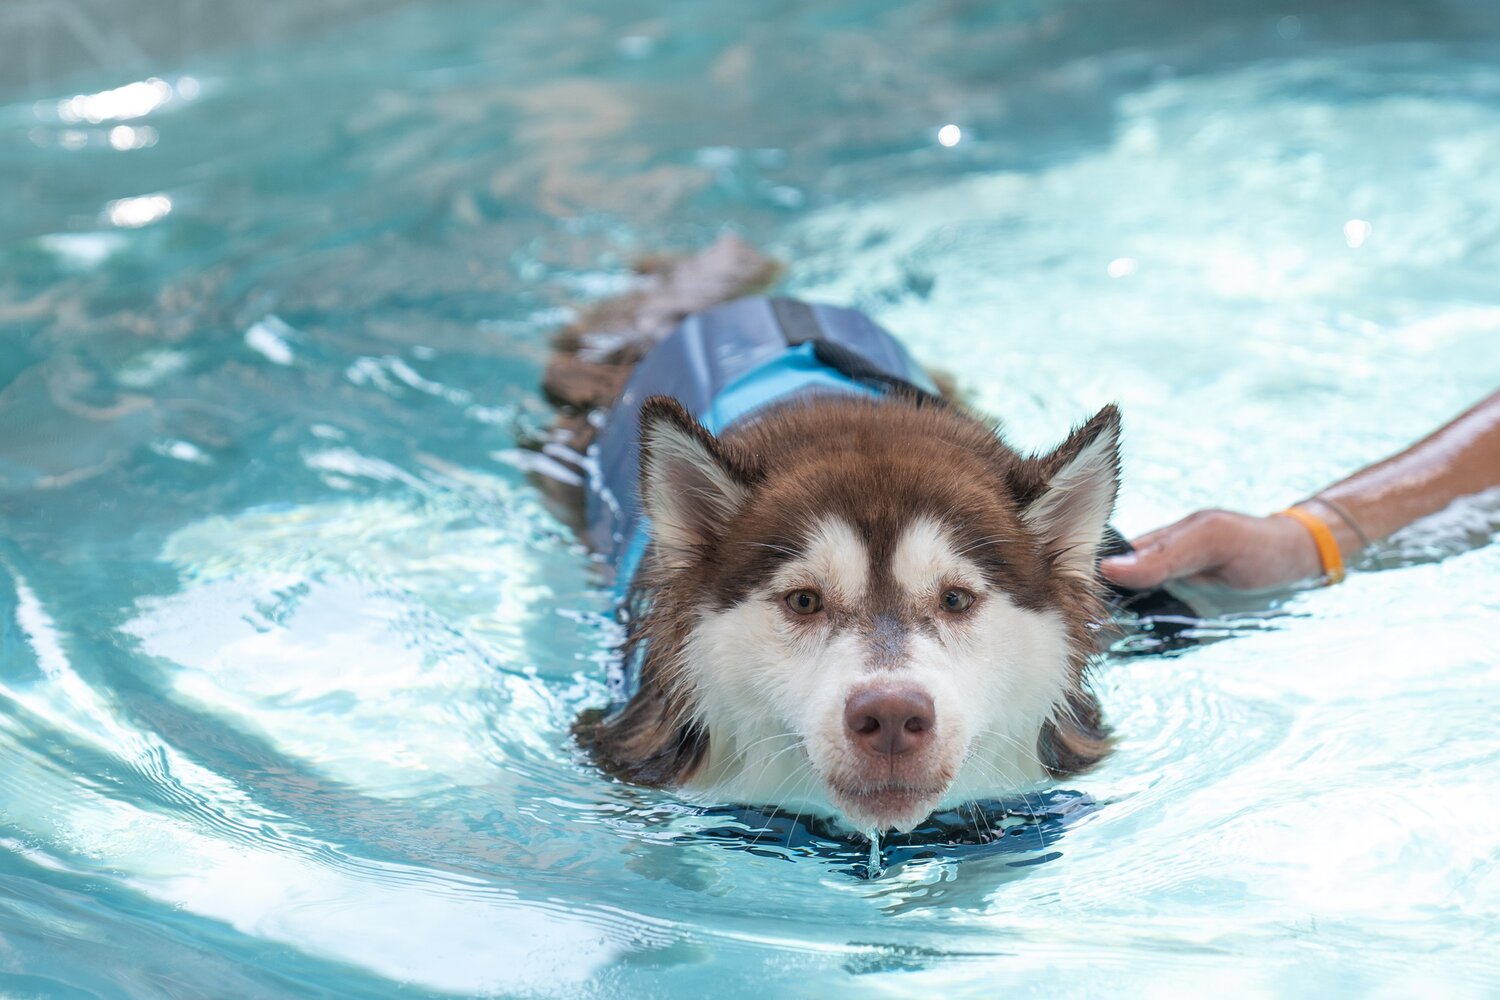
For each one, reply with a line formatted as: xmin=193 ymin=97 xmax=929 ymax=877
xmin=1099 ymin=509 xmax=1326 ymax=591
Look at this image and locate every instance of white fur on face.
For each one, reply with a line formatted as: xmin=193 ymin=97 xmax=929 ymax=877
xmin=889 ymin=516 xmax=986 ymax=595
xmin=767 ymin=517 xmax=868 ymax=604
xmin=679 ymin=514 xmax=1075 ymax=834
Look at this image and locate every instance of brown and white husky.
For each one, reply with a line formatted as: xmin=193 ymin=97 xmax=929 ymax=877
xmin=540 ymin=237 xmax=1118 ymax=834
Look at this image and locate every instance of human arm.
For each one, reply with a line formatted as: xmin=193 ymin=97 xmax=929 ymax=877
xmin=1100 ymin=388 xmax=1500 ymax=591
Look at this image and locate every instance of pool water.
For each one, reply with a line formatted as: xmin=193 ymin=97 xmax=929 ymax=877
xmin=3 ymin=0 xmax=1500 ymax=995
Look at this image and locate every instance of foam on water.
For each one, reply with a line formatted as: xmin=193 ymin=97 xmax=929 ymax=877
xmin=2 ymin=0 xmax=1499 ymax=995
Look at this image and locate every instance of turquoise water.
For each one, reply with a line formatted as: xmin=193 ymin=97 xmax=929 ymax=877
xmin=4 ymin=1 xmax=1500 ymax=995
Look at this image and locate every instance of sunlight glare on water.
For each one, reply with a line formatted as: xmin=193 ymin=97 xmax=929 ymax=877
xmin=1 ymin=0 xmax=1498 ymax=995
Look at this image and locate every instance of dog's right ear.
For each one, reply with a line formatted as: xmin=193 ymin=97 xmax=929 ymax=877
xmin=639 ymin=396 xmax=752 ymax=567
xmin=1016 ymin=404 xmax=1123 ymax=581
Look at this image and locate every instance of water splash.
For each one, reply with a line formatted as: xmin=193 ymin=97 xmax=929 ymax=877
xmin=865 ymin=830 xmax=884 ymax=879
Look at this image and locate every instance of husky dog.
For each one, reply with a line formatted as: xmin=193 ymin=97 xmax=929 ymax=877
xmin=541 ymin=237 xmax=1118 ymax=834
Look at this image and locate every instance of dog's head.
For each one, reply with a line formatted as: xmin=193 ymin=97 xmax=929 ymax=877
xmin=606 ymin=393 xmax=1120 ymax=834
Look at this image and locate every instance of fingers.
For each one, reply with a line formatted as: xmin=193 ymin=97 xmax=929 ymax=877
xmin=1099 ymin=544 xmax=1173 ymax=590
xmin=1099 ymin=511 xmax=1230 ymax=589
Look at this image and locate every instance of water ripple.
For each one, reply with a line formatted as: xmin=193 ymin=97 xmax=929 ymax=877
xmin=3 ymin=1 xmax=1500 ymax=995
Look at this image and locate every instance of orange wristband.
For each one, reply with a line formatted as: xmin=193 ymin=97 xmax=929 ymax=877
xmin=1274 ymin=506 xmax=1345 ymax=585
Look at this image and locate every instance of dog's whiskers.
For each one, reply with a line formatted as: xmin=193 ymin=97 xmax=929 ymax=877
xmin=965 ymin=729 xmax=1050 ymax=825
xmin=954 ymin=534 xmax=1011 ymax=557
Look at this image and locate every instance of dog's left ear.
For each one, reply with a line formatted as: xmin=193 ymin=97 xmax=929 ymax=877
xmin=1018 ymin=405 xmax=1122 ymax=580
xmin=638 ymin=396 xmax=754 ymax=568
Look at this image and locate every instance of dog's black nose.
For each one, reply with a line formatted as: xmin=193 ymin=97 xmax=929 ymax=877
xmin=844 ymin=688 xmax=935 ymax=757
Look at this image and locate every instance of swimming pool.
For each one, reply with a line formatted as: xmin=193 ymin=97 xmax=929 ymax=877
xmin=3 ymin=0 xmax=1499 ymax=994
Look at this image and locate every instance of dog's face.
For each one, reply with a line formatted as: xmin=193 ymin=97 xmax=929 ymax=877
xmin=628 ymin=395 xmax=1120 ymax=834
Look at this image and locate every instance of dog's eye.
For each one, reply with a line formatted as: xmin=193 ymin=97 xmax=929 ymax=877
xmin=939 ymin=588 xmax=975 ymax=613
xmin=784 ymin=589 xmax=823 ymax=615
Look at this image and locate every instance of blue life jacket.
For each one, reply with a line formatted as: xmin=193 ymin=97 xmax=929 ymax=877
xmin=588 ymin=296 xmax=939 ymax=594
